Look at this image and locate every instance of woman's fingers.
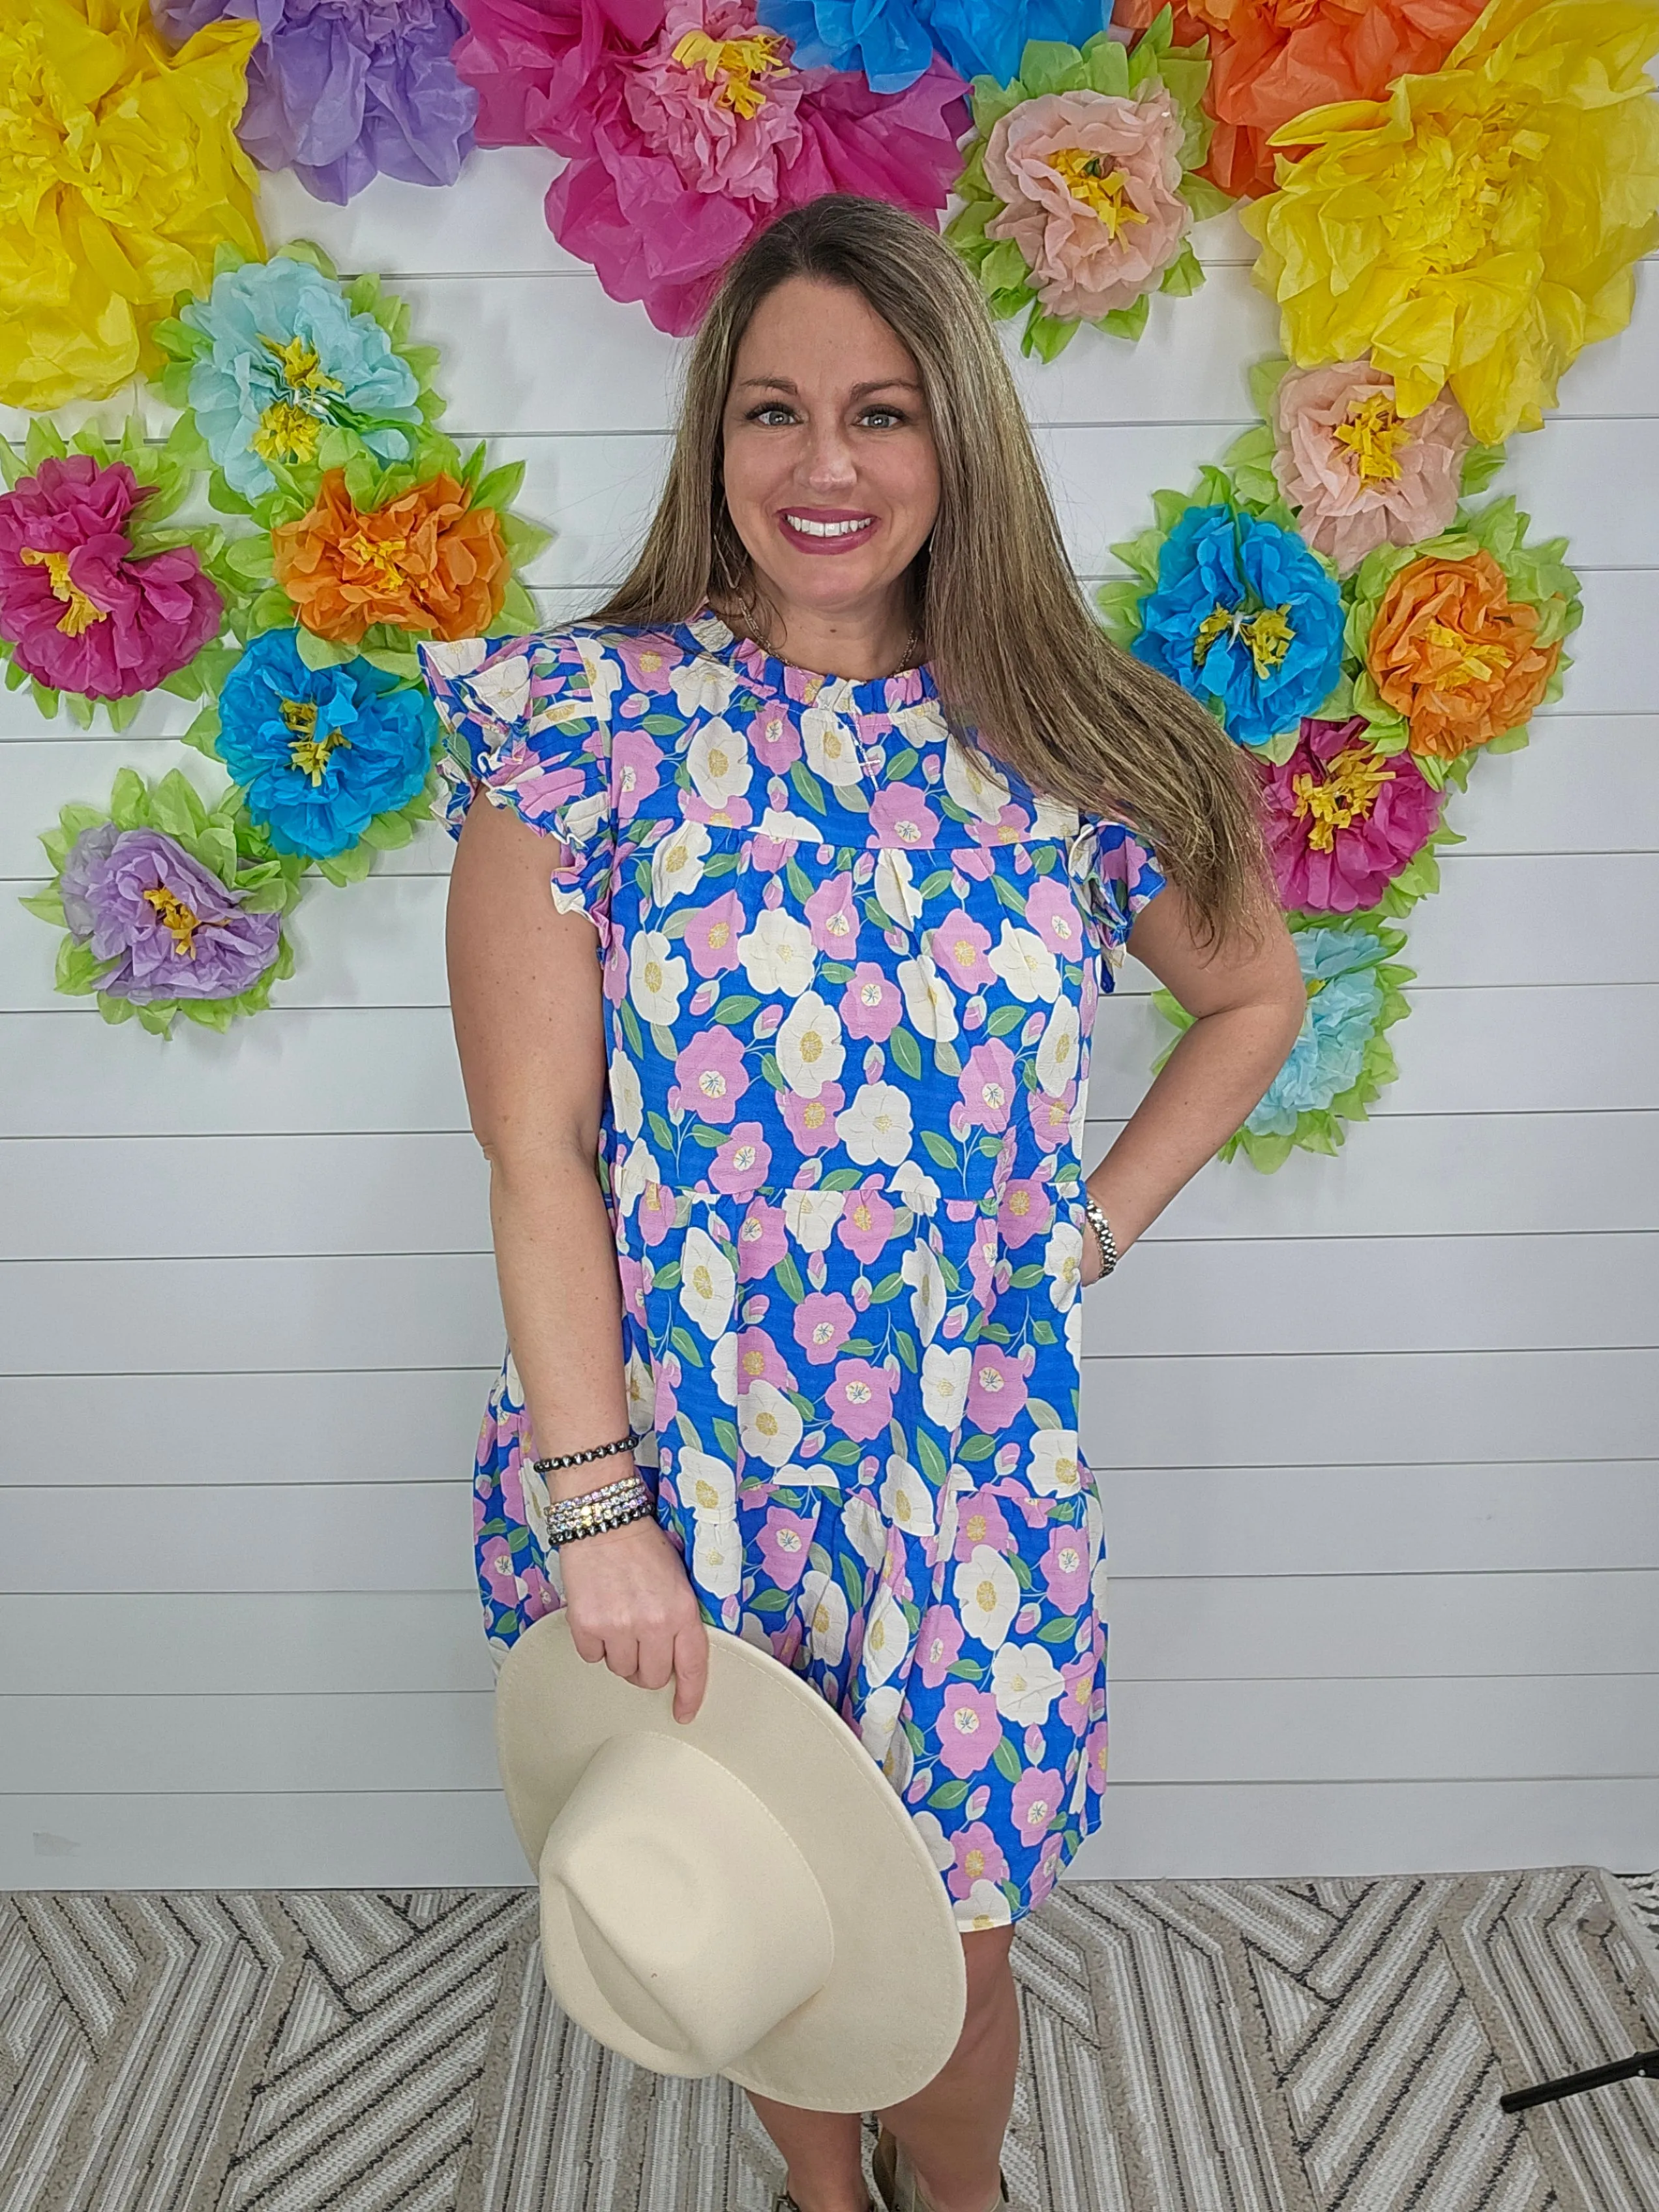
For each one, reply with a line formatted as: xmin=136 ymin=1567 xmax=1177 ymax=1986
xmin=602 ymin=1633 xmax=640 ymax=1683
xmin=671 ymin=1619 xmax=710 ymax=1724
xmin=631 ymin=1635 xmax=676 ymax=1694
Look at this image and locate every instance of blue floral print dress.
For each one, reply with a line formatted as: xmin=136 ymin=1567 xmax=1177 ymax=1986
xmin=421 ymin=610 xmax=1165 ymax=1930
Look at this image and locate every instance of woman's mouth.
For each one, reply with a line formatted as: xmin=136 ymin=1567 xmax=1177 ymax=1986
xmin=777 ymin=509 xmax=879 ymax=554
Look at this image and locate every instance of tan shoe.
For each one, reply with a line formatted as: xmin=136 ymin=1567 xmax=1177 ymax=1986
xmin=871 ymin=2126 xmax=1009 ymax=2212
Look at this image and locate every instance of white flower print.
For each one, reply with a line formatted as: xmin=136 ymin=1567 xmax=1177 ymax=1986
xmin=801 ymin=1568 xmax=848 ymax=1666
xmin=669 ymin=655 xmax=738 ymax=719
xmin=1065 ymin=1296 xmax=1083 ymax=1363
xmin=1032 ymin=790 xmax=1082 ymax=839
xmin=839 ymin=1080 xmax=914 ymax=1168
xmin=841 ymin=1491 xmax=889 ymax=1574
xmin=1035 ymin=1001 xmax=1081 ymax=1096
xmin=802 ymin=705 xmax=863 ymax=787
xmin=680 ymin=1448 xmax=736 ymax=1517
xmin=755 ymin=806 xmax=823 ymax=842
xmin=738 ymin=1377 xmax=803 ymax=1467
xmin=554 ymin=786 xmax=608 ymax=861
xmin=466 ymin=650 xmax=531 ymax=726
xmin=896 ymin=955 xmax=957 ymax=1042
xmin=781 ymin=1188 xmax=845 ymax=1253
xmin=625 ymin=1349 xmax=655 ymax=1441
xmin=421 ymin=636 xmax=489 ymax=680
xmin=920 ymin=1342 xmax=972 ymax=1431
xmin=893 ymin=698 xmax=949 ymax=752
xmin=912 ymin=1808 xmax=957 ymax=1872
xmin=861 ymin=1587 xmax=912 ymax=1690
xmin=987 ymin=921 xmax=1060 ymax=1004
xmin=889 ymin=1158 xmax=940 ymax=1217
xmin=1086 ymin=1484 xmax=1109 ymax=1616
xmin=1045 ymin=1218 xmax=1084 ymax=1312
xmin=956 ymin=1878 xmax=1013 ymax=1932
xmin=629 ymin=930 xmax=687 ymax=1024
xmin=880 ymin=1453 xmax=936 ymax=1544
xmin=650 ymin=818 xmax=711 ymax=907
xmin=687 ymin=717 xmax=752 ymax=808
xmin=881 ymin=1708 xmax=914 ymax=1793
xmin=711 ymin=1328 xmax=738 ymax=1406
xmin=574 ymin=635 xmax=623 ymax=723
xmin=953 ymin=1545 xmax=1019 ymax=1649
xmin=859 ymin=1681 xmax=905 ymax=1767
xmin=692 ymin=1516 xmax=743 ymax=1598
xmin=608 ymin=1047 xmax=644 ymax=1139
xmin=738 ymin=907 xmax=816 ymax=998
xmin=874 ymin=848 xmax=921 ymax=929
xmin=777 ymin=989 xmax=845 ymax=1098
xmin=1028 ymin=1428 xmax=1083 ymax=1499
xmin=943 ymin=733 xmax=1013 ymax=822
xmin=613 ymin=1136 xmax=661 ymax=1217
xmin=902 ymin=1239 xmax=948 ymax=1346
xmin=678 ymin=1225 xmax=736 ymax=1339
xmin=991 ymin=1640 xmax=1065 ymax=1724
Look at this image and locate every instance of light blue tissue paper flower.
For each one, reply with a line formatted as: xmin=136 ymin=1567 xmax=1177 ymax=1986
xmin=1244 ymin=926 xmax=1392 ymax=1134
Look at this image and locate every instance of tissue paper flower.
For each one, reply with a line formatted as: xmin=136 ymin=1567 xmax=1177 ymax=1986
xmin=1153 ymin=914 xmax=1413 ymax=1167
xmin=272 ymin=468 xmax=510 ymax=643
xmin=214 ymin=627 xmax=438 ymax=859
xmin=948 ymin=23 xmax=1227 ymax=357
xmin=151 ymin=0 xmax=478 ymax=203
xmin=1103 ymin=484 xmax=1346 ymax=749
xmin=1239 ymin=0 xmax=1659 ymax=442
xmin=0 ymin=0 xmax=262 ymax=409
xmin=1114 ymin=0 xmax=1485 ymax=199
xmin=756 ymin=0 xmax=1103 ymax=93
xmin=1343 ymin=496 xmax=1581 ymax=775
xmin=454 ymin=0 xmax=968 ymax=336
xmin=1255 ymin=713 xmax=1452 ymax=916
xmin=170 ymin=252 xmax=425 ymax=501
xmin=22 ymin=768 xmax=304 ymax=1034
xmin=0 ymin=455 xmax=222 ymax=700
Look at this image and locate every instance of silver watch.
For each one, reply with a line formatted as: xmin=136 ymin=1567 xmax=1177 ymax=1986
xmin=1082 ymin=1191 xmax=1119 ymax=1282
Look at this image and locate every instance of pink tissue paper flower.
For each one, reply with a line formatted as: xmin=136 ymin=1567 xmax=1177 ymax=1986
xmin=1272 ymin=359 xmax=1472 ymax=578
xmin=455 ymin=0 xmax=969 ymax=334
xmin=1255 ymin=715 xmax=1446 ymax=915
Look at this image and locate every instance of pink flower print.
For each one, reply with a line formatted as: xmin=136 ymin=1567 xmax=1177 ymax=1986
xmin=614 ymin=633 xmax=678 ymax=693
xmin=918 ymin=1606 xmax=965 ymax=1688
xmin=966 ymin=804 xmax=1030 ymax=848
xmin=996 ymin=1176 xmax=1053 ymax=1251
xmin=684 ymin=888 xmax=745 ymax=978
xmin=1025 ymin=1084 xmax=1073 ymax=1152
xmin=953 ymin=843 xmax=996 ymax=880
xmin=670 ymin=1025 xmax=750 ymax=1124
xmin=869 ymin=783 xmax=939 ymax=850
xmin=683 ymin=790 xmax=753 ymax=830
xmin=1060 ymin=1652 xmax=1098 ymax=1736
xmin=520 ymin=1562 xmax=558 ymax=1621
xmin=837 ymin=1181 xmax=895 ymax=1265
xmin=736 ymin=1326 xmax=796 ymax=1394
xmin=952 ymin=1484 xmax=1015 ymax=1563
xmin=1084 ymin=1720 xmax=1109 ymax=1795
xmin=479 ymin=1535 xmax=521 ymax=1607
xmin=931 ymin=910 xmax=993 ymax=990
xmin=751 ymin=705 xmax=801 ymax=773
xmin=793 ymin=1290 xmax=855 ymax=1366
xmin=966 ymin=1345 xmax=1028 ymax=1432
xmin=737 ymin=1198 xmax=788 ymax=1280
xmin=653 ymin=1361 xmax=680 ymax=1433
xmin=839 ymin=961 xmax=902 ymax=1041
xmin=825 ymin=1356 xmax=893 ymax=1442
xmin=768 ymin=1613 xmax=807 ymax=1669
xmin=1023 ymin=876 xmax=1085 ymax=961
xmin=1010 ymin=1766 xmax=1063 ymax=1843
xmin=636 ymin=1180 xmax=676 ymax=1248
xmin=782 ymin=1081 xmax=843 ymax=1156
xmin=805 ymin=871 xmax=861 ymax=957
xmin=966 ymin=1217 xmax=1000 ymax=1309
xmin=756 ymin=1505 xmax=816 ymax=1591
xmin=935 ymin=1684 xmax=1003 ymax=1778
xmin=1041 ymin=1525 xmax=1091 ymax=1614
xmin=614 ymin=730 xmax=668 ymax=827
xmin=959 ymin=1040 xmax=1018 ymax=1134
xmin=711 ymin=1120 xmax=771 ymax=1198
xmin=947 ymin=1821 xmax=1010 ymax=1902
xmin=617 ymin=1249 xmax=649 ymax=1326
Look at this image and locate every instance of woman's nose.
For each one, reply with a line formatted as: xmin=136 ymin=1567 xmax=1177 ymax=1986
xmin=799 ymin=426 xmax=858 ymax=492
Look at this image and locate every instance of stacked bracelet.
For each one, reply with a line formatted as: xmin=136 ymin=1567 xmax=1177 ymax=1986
xmin=531 ymin=1431 xmax=636 ymax=1477
xmin=545 ymin=1467 xmax=655 ymax=1547
xmin=1081 ymin=1191 xmax=1119 ymax=1282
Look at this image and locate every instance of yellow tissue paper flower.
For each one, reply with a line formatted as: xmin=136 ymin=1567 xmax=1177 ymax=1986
xmin=1240 ymin=0 xmax=1659 ymax=443
xmin=0 ymin=0 xmax=263 ymax=411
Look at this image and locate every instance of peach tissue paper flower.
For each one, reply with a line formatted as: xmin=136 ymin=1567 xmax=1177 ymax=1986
xmin=1366 ymin=548 xmax=1561 ymax=761
xmin=1272 ymin=359 xmax=1472 ymax=576
xmin=273 ymin=469 xmax=510 ymax=644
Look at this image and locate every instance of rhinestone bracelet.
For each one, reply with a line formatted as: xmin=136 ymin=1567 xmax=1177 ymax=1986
xmin=1082 ymin=1191 xmax=1119 ymax=1282
xmin=531 ymin=1431 xmax=637 ymax=1476
xmin=546 ymin=1473 xmax=655 ymax=1547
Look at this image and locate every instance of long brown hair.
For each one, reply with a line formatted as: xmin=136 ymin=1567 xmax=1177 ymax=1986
xmin=592 ymin=194 xmax=1270 ymax=947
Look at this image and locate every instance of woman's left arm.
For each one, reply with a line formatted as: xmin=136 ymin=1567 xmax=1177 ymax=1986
xmin=1079 ymin=882 xmax=1306 ymax=1281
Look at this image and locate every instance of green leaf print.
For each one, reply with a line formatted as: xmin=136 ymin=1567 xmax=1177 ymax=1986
xmin=670 ymin=1326 xmax=705 ymax=1366
xmin=837 ymin=1551 xmax=865 ymax=1607
xmin=1038 ymin=1615 xmax=1080 ymax=1644
xmin=958 ymin=1433 xmax=994 ymax=1461
xmin=894 ymin=1330 xmax=919 ymax=1372
xmin=688 ymin=1123 xmax=725 ymax=1148
xmin=987 ymin=1004 xmax=1025 ymax=1038
xmin=919 ymin=868 xmax=955 ymax=901
xmin=1009 ymin=1264 xmax=1047 ymax=1289
xmin=903 ymin=1718 xmax=927 ymax=1756
xmin=713 ymin=1418 xmax=741 ymax=1460
xmin=819 ymin=960 xmax=855 ymax=985
xmin=1032 ymin=1319 xmax=1058 ymax=1345
xmin=618 ymin=999 xmax=645 ymax=1056
xmin=818 ymin=1167 xmax=865 ymax=1190
xmin=785 ymin=858 xmax=815 ymax=904
xmin=809 ymin=1542 xmax=833 ymax=1575
xmin=933 ymin=1039 xmax=963 ymax=1078
xmin=790 ymin=761 xmax=827 ymax=814
xmin=641 ymin=713 xmax=684 ymax=736
xmin=1026 ymin=1397 xmax=1063 ymax=1430
xmin=824 ymin=1437 xmax=862 ymax=1463
xmin=650 ymin=1022 xmax=678 ymax=1058
xmin=648 ymin=1111 xmax=676 ymax=1150
xmin=916 ymin=1430 xmax=949 ymax=1487
xmin=886 ymin=745 xmax=919 ymax=781
xmin=760 ymin=1052 xmax=786 ymax=1090
xmin=749 ymin=1589 xmax=792 ymax=1614
xmin=713 ymin=993 xmax=760 ymax=1024
xmin=775 ymin=1251 xmax=807 ymax=1304
xmin=1008 ymin=1552 xmax=1033 ymax=1591
xmin=653 ymin=1261 xmax=682 ymax=1290
xmin=992 ymin=1739 xmax=1024 ymax=1786
xmin=889 ymin=1026 xmax=925 ymax=1081
xmin=948 ymin=1656 xmax=985 ymax=1681
xmin=991 ymin=873 xmax=1026 ymax=914
xmin=919 ymin=1127 xmax=957 ymax=1170
xmin=870 ymin=1270 xmax=906 ymax=1302
xmin=929 ymin=1778 xmax=972 ymax=1810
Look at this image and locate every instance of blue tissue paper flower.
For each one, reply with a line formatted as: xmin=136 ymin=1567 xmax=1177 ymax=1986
xmin=760 ymin=0 xmax=1106 ymax=93
xmin=1244 ymin=927 xmax=1389 ymax=1134
xmin=1131 ymin=501 xmax=1345 ymax=749
xmin=217 ymin=629 xmax=438 ymax=859
xmin=184 ymin=256 xmax=423 ymax=501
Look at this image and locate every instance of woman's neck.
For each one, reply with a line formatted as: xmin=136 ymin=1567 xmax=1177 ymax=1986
xmin=723 ymin=585 xmax=919 ymax=682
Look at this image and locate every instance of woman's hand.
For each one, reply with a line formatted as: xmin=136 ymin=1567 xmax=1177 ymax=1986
xmin=558 ymin=1514 xmax=710 ymax=1724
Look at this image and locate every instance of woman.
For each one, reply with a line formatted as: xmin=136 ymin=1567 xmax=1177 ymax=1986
xmin=424 ymin=196 xmax=1304 ymax=2212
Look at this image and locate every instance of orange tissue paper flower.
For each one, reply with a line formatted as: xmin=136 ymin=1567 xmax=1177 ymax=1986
xmin=272 ymin=470 xmax=511 ymax=645
xmin=1367 ymin=548 xmax=1561 ymax=759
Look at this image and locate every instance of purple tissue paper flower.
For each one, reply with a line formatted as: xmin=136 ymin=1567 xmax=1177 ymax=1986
xmin=59 ymin=824 xmax=282 ymax=1004
xmin=151 ymin=0 xmax=479 ymax=204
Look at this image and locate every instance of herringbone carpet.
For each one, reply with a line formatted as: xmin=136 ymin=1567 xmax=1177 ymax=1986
xmin=3 ymin=1871 xmax=1657 ymax=2212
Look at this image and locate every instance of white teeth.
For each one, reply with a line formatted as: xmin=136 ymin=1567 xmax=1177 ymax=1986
xmin=786 ymin=515 xmax=874 ymax=539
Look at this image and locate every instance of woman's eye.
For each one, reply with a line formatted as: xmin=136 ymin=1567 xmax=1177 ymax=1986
xmin=750 ymin=405 xmax=796 ymax=426
xmin=860 ymin=408 xmax=904 ymax=429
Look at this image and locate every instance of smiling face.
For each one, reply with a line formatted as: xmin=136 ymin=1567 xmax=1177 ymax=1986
xmin=720 ymin=275 xmax=942 ymax=643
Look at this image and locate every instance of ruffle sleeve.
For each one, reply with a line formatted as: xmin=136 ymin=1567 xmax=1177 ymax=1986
xmin=1067 ymin=815 xmax=1167 ymax=974
xmin=419 ymin=629 xmax=616 ymax=927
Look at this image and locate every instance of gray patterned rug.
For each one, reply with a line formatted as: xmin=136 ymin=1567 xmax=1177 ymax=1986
xmin=3 ymin=1871 xmax=1658 ymax=2212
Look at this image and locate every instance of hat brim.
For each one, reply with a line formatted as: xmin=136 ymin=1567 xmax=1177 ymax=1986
xmin=495 ymin=1612 xmax=967 ymax=2111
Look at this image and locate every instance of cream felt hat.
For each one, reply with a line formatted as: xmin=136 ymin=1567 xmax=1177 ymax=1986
xmin=495 ymin=1610 xmax=968 ymax=2111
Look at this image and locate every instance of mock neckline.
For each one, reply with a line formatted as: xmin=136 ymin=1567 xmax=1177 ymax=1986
xmin=684 ymin=606 xmax=938 ymax=719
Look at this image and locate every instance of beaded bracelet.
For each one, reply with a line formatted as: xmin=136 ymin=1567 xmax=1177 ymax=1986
xmin=1082 ymin=1191 xmax=1119 ymax=1282
xmin=531 ymin=1431 xmax=636 ymax=1476
xmin=546 ymin=1472 xmax=655 ymax=1547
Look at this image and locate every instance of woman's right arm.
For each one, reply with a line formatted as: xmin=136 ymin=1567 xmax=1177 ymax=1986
xmin=445 ymin=792 xmax=710 ymax=1722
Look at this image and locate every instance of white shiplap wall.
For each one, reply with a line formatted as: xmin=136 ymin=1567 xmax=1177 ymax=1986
xmin=2 ymin=151 xmax=1656 ymax=1889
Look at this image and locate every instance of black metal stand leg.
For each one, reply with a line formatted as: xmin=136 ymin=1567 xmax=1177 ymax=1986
xmin=1500 ymin=2048 xmax=1659 ymax=2114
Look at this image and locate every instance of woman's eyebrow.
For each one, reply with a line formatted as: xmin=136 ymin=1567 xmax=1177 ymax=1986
xmin=732 ymin=376 xmax=924 ymax=397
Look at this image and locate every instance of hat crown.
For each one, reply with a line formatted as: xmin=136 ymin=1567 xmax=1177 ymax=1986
xmin=540 ymin=1729 xmax=835 ymax=2070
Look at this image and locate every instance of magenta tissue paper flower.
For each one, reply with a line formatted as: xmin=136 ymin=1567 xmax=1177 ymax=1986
xmin=59 ymin=824 xmax=283 ymax=1004
xmin=151 ymin=0 xmax=479 ymax=203
xmin=1272 ymin=359 xmax=1472 ymax=578
xmin=0 ymin=455 xmax=222 ymax=700
xmin=1256 ymin=715 xmax=1446 ymax=916
xmin=455 ymin=0 xmax=969 ymax=334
